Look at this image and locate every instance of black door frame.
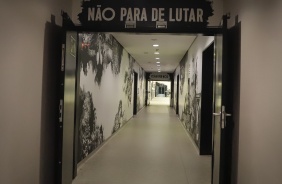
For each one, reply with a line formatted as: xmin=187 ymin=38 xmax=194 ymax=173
xmin=60 ymin=12 xmax=236 ymax=184
xmin=200 ymin=42 xmax=214 ymax=155
xmin=133 ymin=71 xmax=138 ymax=115
xmin=219 ymin=21 xmax=241 ymax=184
xmin=176 ymin=74 xmax=180 ymax=115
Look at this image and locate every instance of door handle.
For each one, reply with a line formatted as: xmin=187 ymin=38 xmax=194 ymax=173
xmin=213 ymin=106 xmax=232 ymax=129
xmin=213 ymin=112 xmax=221 ymax=116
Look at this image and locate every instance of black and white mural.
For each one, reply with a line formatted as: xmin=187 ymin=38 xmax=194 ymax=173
xmin=180 ymin=57 xmax=201 ymax=146
xmin=123 ymin=54 xmax=135 ymax=105
xmin=76 ymin=88 xmax=104 ymax=162
xmin=180 ymin=53 xmax=187 ymax=95
xmin=77 ymin=32 xmax=146 ymax=164
xmin=112 ymin=100 xmax=125 ymax=134
xmin=174 ymin=36 xmax=213 ymax=147
xmin=79 ymin=33 xmax=123 ymax=85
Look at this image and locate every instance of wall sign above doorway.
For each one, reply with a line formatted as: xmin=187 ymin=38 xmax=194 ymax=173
xmin=149 ymin=73 xmax=170 ymax=81
xmin=78 ymin=0 xmax=214 ymax=32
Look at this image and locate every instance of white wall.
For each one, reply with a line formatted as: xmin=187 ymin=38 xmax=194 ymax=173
xmin=224 ymin=0 xmax=282 ymax=183
xmin=0 ymin=1 xmax=72 ymax=184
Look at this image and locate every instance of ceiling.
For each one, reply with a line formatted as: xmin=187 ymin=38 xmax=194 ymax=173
xmin=111 ymin=33 xmax=196 ymax=73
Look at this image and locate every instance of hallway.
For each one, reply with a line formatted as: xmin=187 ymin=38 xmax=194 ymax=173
xmin=72 ymin=106 xmax=211 ymax=184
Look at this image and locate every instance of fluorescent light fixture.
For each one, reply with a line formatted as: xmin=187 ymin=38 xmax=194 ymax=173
xmin=156 ymin=61 xmax=160 ymax=64
xmin=157 ymin=65 xmax=161 ymax=67
xmin=154 ymin=52 xmax=160 ymax=55
xmin=156 ymin=58 xmax=160 ymax=60
xmin=158 ymin=71 xmax=161 ymax=72
xmin=153 ymin=44 xmax=159 ymax=47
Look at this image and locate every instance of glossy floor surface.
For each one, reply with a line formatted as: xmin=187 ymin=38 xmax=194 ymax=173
xmin=73 ymin=99 xmax=211 ymax=184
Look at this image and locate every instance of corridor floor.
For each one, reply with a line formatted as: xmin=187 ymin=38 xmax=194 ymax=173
xmin=72 ymin=105 xmax=211 ymax=184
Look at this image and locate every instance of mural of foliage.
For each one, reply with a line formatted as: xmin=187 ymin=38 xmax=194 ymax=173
xmin=77 ymin=88 xmax=104 ymax=162
xmin=112 ymin=100 xmax=126 ymax=134
xmin=180 ymin=53 xmax=187 ymax=95
xmin=180 ymin=57 xmax=202 ymax=147
xmin=79 ymin=33 xmax=123 ymax=86
xmin=123 ymin=54 xmax=135 ymax=105
xmin=139 ymin=67 xmax=144 ymax=89
xmin=137 ymin=96 xmax=141 ymax=111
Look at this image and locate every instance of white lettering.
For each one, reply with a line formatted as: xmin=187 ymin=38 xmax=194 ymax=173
xmin=134 ymin=8 xmax=140 ymax=21
xmin=183 ymin=8 xmax=189 ymax=22
xmin=169 ymin=8 xmax=175 ymax=22
xmin=159 ymin=8 xmax=165 ymax=21
xmin=189 ymin=9 xmax=196 ymax=22
xmin=176 ymin=8 xmax=182 ymax=22
xmin=127 ymin=8 xmax=133 ymax=21
xmin=152 ymin=8 xmax=158 ymax=21
xmin=95 ymin=8 xmax=102 ymax=21
xmin=102 ymin=8 xmax=115 ymax=21
xmin=197 ymin=8 xmax=203 ymax=22
xmin=120 ymin=8 xmax=127 ymax=21
xmin=141 ymin=8 xmax=147 ymax=21
xmin=88 ymin=8 xmax=95 ymax=21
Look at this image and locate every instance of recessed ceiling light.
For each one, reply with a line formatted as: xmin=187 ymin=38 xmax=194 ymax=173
xmin=156 ymin=58 xmax=160 ymax=60
xmin=158 ymin=71 xmax=161 ymax=72
xmin=153 ymin=44 xmax=159 ymax=47
xmin=156 ymin=61 xmax=160 ymax=64
xmin=154 ymin=52 xmax=160 ymax=55
xmin=157 ymin=65 xmax=161 ymax=67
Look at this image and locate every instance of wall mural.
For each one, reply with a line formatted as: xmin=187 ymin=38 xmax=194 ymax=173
xmin=79 ymin=33 xmax=123 ymax=85
xmin=180 ymin=57 xmax=201 ymax=146
xmin=77 ymin=32 xmax=146 ymax=164
xmin=112 ymin=100 xmax=126 ymax=134
xmin=180 ymin=53 xmax=187 ymax=95
xmin=76 ymin=88 xmax=104 ymax=162
xmin=123 ymin=54 xmax=135 ymax=105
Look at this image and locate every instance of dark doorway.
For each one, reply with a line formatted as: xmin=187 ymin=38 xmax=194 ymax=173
xmin=133 ymin=71 xmax=138 ymax=115
xmin=176 ymin=75 xmax=180 ymax=115
xmin=199 ymin=43 xmax=214 ymax=155
xmin=223 ymin=22 xmax=241 ymax=184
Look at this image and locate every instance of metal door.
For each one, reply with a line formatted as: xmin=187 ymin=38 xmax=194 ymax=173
xmin=58 ymin=31 xmax=78 ymax=184
xmin=212 ymin=16 xmax=234 ymax=184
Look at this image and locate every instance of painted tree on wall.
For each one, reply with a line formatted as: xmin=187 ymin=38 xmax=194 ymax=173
xmin=123 ymin=54 xmax=135 ymax=105
xmin=112 ymin=100 xmax=126 ymax=134
xmin=77 ymin=88 xmax=104 ymax=162
xmin=180 ymin=57 xmax=201 ymax=146
xmin=79 ymin=32 xmax=123 ymax=85
xmin=180 ymin=53 xmax=188 ymax=95
xmin=77 ymin=32 xmax=146 ymax=164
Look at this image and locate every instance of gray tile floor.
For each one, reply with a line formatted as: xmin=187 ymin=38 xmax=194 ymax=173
xmin=73 ymin=102 xmax=211 ymax=184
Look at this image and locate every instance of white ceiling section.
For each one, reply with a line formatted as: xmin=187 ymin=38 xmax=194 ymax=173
xmin=111 ymin=33 xmax=196 ymax=73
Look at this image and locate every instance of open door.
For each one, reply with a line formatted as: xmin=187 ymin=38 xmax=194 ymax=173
xmin=212 ymin=16 xmax=239 ymax=184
